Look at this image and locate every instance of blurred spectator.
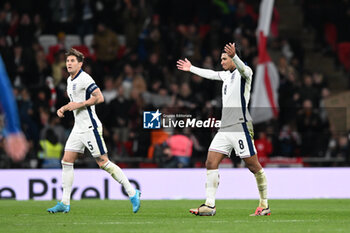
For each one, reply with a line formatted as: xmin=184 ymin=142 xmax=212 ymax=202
xmin=327 ymin=134 xmax=350 ymax=166
xmin=278 ymin=68 xmax=300 ymax=125
xmin=33 ymin=14 xmax=45 ymax=38
xmin=181 ymin=24 xmax=202 ymax=61
xmin=101 ymin=75 xmax=117 ymax=104
xmin=109 ymin=131 xmax=129 ymax=160
xmin=255 ymin=132 xmax=273 ymax=167
xmin=132 ymin=74 xmax=147 ymax=95
xmin=18 ymin=88 xmax=39 ymax=144
xmin=312 ymin=71 xmax=328 ymax=96
xmin=122 ymin=0 xmax=147 ymax=50
xmin=178 ymin=82 xmax=196 ymax=109
xmin=51 ymin=50 xmax=66 ymax=85
xmin=120 ymin=63 xmax=135 ymax=99
xmin=162 ymin=129 xmax=193 ymax=168
xmin=296 ymin=99 xmax=322 ymax=156
xmin=38 ymin=127 xmax=63 ymax=168
xmin=145 ymin=52 xmax=163 ymax=84
xmin=299 ymin=73 xmax=320 ymax=108
xmin=277 ymin=55 xmax=293 ymax=82
xmin=277 ymin=124 xmax=300 ymax=157
xmin=40 ymin=113 xmax=66 ymax=144
xmin=108 ymin=86 xmax=131 ymax=142
xmin=92 ymin=22 xmax=119 ymax=75
xmin=34 ymin=49 xmax=51 ymax=85
xmin=0 ymin=35 xmax=13 ymax=67
xmin=10 ymin=44 xmax=35 ymax=87
xmin=74 ymin=0 xmax=96 ymax=42
xmin=281 ymin=39 xmax=293 ymax=62
xmin=49 ymin=0 xmax=75 ymax=33
xmin=17 ymin=13 xmax=35 ymax=48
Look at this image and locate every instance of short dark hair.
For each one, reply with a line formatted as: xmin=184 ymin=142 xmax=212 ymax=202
xmin=65 ymin=48 xmax=84 ymax=63
xmin=221 ymin=43 xmax=241 ymax=58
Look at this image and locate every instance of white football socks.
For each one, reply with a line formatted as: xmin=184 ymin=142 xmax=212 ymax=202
xmin=61 ymin=161 xmax=74 ymax=205
xmin=102 ymin=161 xmax=136 ymax=197
xmin=254 ymin=168 xmax=268 ymax=208
xmin=205 ymin=169 xmax=219 ymax=207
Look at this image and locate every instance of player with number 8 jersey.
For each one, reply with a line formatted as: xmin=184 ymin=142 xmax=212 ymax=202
xmin=177 ymin=42 xmax=270 ymax=216
xmin=47 ymin=48 xmax=140 ymax=214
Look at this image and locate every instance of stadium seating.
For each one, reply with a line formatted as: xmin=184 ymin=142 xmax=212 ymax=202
xmin=324 ymin=23 xmax=337 ymax=52
xmin=72 ymin=45 xmax=95 ymax=60
xmin=38 ymin=35 xmax=58 ymax=53
xmin=46 ymin=44 xmax=64 ymax=64
xmin=337 ymin=42 xmax=350 ymax=71
xmin=84 ymin=34 xmax=94 ymax=53
xmin=65 ymin=35 xmax=81 ymax=50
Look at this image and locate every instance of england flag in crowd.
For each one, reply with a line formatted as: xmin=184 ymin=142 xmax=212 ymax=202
xmin=250 ymin=0 xmax=279 ymax=123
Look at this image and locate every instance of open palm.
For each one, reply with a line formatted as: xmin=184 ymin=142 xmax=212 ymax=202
xmin=176 ymin=58 xmax=192 ymax=71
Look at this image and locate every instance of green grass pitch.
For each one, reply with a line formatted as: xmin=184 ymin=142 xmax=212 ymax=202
xmin=1 ymin=199 xmax=349 ymax=233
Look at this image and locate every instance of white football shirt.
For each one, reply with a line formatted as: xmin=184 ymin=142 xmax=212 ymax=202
xmin=189 ymin=55 xmax=253 ymax=128
xmin=66 ymin=69 xmax=102 ymax=132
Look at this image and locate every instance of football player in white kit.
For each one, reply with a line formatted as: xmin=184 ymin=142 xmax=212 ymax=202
xmin=47 ymin=48 xmax=140 ymax=214
xmin=177 ymin=43 xmax=270 ymax=216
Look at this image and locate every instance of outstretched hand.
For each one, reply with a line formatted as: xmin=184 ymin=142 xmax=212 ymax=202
xmin=176 ymin=58 xmax=192 ymax=72
xmin=224 ymin=43 xmax=236 ymax=58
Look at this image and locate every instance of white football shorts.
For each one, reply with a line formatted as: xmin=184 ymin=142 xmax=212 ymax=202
xmin=209 ymin=122 xmax=257 ymax=158
xmin=65 ymin=127 xmax=108 ymax=157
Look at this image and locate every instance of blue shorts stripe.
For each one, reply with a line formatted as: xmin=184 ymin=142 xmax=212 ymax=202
xmin=93 ymin=128 xmax=105 ymax=155
xmin=240 ymin=79 xmax=247 ymax=122
xmin=242 ymin=123 xmax=255 ymax=156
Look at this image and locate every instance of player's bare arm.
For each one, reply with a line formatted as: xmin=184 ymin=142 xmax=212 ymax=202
xmin=82 ymin=88 xmax=104 ymax=107
xmin=177 ymin=58 xmax=192 ymax=71
xmin=57 ymin=88 xmax=104 ymax=117
xmin=224 ymin=43 xmax=236 ymax=58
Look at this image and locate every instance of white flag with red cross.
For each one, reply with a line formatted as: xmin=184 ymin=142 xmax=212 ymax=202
xmin=250 ymin=0 xmax=279 ymax=123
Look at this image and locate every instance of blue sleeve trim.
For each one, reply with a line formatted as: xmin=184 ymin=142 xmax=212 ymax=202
xmin=0 ymin=56 xmax=21 ymax=134
xmin=86 ymin=83 xmax=98 ymax=95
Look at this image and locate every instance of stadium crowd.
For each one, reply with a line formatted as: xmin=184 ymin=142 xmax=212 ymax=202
xmin=0 ymin=0 xmax=349 ymax=168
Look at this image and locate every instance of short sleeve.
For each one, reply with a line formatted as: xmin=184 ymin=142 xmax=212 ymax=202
xmin=84 ymin=75 xmax=99 ymax=95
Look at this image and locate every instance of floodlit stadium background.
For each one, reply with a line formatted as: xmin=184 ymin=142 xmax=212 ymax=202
xmin=0 ymin=0 xmax=350 ymax=200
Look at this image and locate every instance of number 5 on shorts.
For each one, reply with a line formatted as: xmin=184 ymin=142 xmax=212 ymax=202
xmin=87 ymin=141 xmax=94 ymax=151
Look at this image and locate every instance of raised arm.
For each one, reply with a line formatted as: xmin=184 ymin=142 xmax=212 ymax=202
xmin=224 ymin=43 xmax=252 ymax=79
xmin=177 ymin=58 xmax=222 ymax=81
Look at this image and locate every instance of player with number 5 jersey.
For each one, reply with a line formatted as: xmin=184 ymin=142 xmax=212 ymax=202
xmin=47 ymin=48 xmax=140 ymax=214
xmin=177 ymin=43 xmax=270 ymax=216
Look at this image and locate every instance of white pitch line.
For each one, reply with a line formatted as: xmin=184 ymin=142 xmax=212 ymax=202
xmin=71 ymin=221 xmax=155 ymax=225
